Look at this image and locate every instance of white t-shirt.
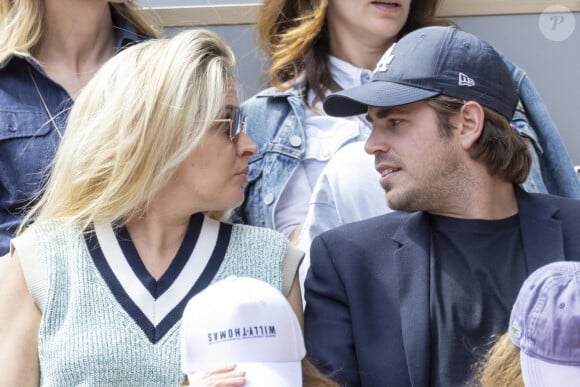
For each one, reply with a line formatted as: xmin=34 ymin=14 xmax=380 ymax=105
xmin=274 ymin=56 xmax=373 ymax=237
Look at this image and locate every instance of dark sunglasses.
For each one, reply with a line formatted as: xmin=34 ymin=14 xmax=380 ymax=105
xmin=214 ymin=106 xmax=247 ymax=141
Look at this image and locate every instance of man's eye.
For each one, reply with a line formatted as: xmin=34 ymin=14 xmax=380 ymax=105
xmin=389 ymin=119 xmax=401 ymax=127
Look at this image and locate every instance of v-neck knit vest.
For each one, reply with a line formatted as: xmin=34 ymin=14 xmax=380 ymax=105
xmin=29 ymin=218 xmax=289 ymax=386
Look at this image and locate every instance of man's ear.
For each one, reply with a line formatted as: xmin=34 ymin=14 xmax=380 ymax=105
xmin=458 ymin=101 xmax=485 ymax=150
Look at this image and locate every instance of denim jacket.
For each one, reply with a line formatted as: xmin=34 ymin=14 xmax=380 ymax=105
xmin=237 ymin=56 xmax=580 ymax=230
xmin=236 ymin=78 xmax=307 ymax=229
xmin=501 ymin=53 xmax=580 ymax=199
xmin=0 ymin=10 xmax=149 ymax=255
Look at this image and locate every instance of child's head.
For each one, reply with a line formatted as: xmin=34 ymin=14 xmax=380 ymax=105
xmin=509 ymin=261 xmax=580 ymax=386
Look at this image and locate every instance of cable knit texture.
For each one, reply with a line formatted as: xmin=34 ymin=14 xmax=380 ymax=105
xmin=30 ymin=220 xmax=288 ymax=386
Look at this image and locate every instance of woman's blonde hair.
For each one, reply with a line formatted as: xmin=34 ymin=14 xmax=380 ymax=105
xmin=19 ymin=29 xmax=237 ymax=233
xmin=0 ymin=0 xmax=160 ymax=63
xmin=472 ymin=332 xmax=524 ymax=387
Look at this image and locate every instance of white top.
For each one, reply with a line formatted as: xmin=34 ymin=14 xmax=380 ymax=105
xmin=274 ymin=56 xmax=374 ymax=237
xmin=297 ymin=141 xmax=393 ymax=303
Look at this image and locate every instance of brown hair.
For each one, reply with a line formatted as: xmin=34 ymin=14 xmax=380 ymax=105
xmin=426 ymin=95 xmax=531 ymax=184
xmin=256 ymin=0 xmax=452 ymax=105
xmin=303 ymin=357 xmax=340 ymax=386
xmin=472 ymin=332 xmax=524 ymax=387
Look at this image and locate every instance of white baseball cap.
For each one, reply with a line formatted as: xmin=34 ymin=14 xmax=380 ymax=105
xmin=180 ymin=276 xmax=305 ymax=386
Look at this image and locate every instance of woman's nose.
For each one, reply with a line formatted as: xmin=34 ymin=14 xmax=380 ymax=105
xmin=237 ymin=131 xmax=258 ymax=157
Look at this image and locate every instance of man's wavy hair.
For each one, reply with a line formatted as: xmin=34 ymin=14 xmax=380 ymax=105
xmin=426 ymin=95 xmax=531 ymax=184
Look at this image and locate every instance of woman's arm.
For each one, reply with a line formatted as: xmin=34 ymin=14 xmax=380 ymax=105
xmin=0 ymin=251 xmax=41 ymax=386
xmin=286 ymin=273 xmax=304 ymax=330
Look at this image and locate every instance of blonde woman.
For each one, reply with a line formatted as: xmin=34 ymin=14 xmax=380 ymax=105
xmin=0 ymin=29 xmax=303 ymax=386
xmin=0 ymin=0 xmax=159 ymax=256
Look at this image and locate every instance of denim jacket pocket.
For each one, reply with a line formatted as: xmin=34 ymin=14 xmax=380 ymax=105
xmin=0 ymin=109 xmax=59 ymax=201
xmin=0 ymin=110 xmax=53 ymax=141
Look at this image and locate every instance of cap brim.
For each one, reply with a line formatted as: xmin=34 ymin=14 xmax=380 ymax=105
xmin=323 ymin=81 xmax=440 ymax=117
xmin=521 ymin=351 xmax=580 ymax=387
xmin=188 ymin=361 xmax=302 ymax=387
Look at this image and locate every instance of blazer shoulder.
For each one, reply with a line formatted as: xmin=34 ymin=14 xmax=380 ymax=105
xmin=521 ymin=190 xmax=580 ymax=214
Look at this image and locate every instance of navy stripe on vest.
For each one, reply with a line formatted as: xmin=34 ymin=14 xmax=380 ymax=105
xmin=86 ymin=214 xmax=232 ymax=343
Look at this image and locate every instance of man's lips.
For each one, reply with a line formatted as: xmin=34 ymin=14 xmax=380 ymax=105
xmin=376 ymin=164 xmax=401 ymax=178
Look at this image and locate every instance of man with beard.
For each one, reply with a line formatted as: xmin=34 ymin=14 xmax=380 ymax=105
xmin=303 ymin=26 xmax=580 ymax=387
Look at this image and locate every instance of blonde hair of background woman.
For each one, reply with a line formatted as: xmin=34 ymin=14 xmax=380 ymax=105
xmin=472 ymin=332 xmax=524 ymax=387
xmin=0 ymin=0 xmax=160 ymax=64
xmin=18 ymin=28 xmax=238 ymax=234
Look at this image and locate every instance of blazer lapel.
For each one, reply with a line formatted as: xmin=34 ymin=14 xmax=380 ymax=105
xmin=516 ymin=187 xmax=564 ymax=272
xmin=388 ymin=188 xmax=563 ymax=387
xmin=392 ymin=211 xmax=431 ymax=387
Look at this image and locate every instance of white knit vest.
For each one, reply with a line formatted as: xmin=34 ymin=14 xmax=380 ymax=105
xmin=29 ymin=220 xmax=288 ymax=386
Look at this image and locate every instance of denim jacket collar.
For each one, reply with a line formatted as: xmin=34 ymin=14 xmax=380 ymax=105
xmin=255 ymin=72 xmax=307 ymax=99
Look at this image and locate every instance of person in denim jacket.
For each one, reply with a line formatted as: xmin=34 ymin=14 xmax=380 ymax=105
xmin=238 ymin=1 xmax=580 ymax=241
xmin=0 ymin=1 xmax=159 ymax=256
xmin=237 ymin=0 xmax=451 ymax=239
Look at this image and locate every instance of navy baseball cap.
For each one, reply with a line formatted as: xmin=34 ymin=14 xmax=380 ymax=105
xmin=323 ymin=26 xmax=518 ymax=121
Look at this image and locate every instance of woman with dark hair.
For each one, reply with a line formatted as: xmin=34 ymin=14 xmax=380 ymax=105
xmin=237 ymin=0 xmax=450 ymax=241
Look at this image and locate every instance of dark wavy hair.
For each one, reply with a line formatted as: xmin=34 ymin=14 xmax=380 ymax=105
xmin=256 ymin=0 xmax=452 ymax=105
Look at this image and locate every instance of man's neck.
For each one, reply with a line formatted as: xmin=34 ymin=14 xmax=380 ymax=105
xmin=429 ymin=179 xmax=519 ymax=220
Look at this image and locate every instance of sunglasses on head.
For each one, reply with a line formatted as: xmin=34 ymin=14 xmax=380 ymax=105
xmin=214 ymin=106 xmax=247 ymax=141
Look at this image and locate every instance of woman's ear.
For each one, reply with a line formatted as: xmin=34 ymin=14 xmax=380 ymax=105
xmin=458 ymin=101 xmax=485 ymax=150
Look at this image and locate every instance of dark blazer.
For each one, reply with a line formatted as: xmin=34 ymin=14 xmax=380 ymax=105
xmin=304 ymin=188 xmax=580 ymax=387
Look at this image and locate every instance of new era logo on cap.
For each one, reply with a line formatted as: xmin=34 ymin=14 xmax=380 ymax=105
xmin=458 ymin=72 xmax=475 ymax=87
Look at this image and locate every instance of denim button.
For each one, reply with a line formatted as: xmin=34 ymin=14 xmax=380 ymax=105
xmin=289 ymin=135 xmax=302 ymax=147
xmin=263 ymin=193 xmax=274 ymax=205
xmin=361 ymin=72 xmax=371 ymax=83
